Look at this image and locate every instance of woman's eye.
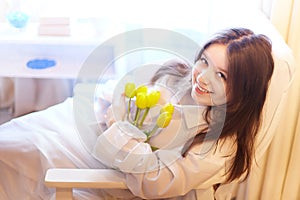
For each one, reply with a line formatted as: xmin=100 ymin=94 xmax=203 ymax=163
xmin=217 ymin=72 xmax=227 ymax=80
xmin=200 ymin=57 xmax=208 ymax=65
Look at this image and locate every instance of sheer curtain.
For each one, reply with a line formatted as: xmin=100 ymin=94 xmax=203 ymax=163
xmin=236 ymin=0 xmax=300 ymax=199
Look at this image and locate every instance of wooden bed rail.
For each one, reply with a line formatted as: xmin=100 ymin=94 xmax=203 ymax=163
xmin=45 ymin=168 xmax=127 ymax=200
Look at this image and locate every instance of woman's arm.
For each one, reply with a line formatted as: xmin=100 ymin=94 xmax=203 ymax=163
xmin=92 ymin=121 xmax=235 ymax=199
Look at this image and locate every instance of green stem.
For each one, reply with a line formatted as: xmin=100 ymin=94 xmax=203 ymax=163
xmin=134 ymin=108 xmax=141 ymax=126
xmin=138 ymin=107 xmax=149 ymax=128
xmin=146 ymin=125 xmax=158 ymax=142
xmin=127 ymin=98 xmax=132 ymax=120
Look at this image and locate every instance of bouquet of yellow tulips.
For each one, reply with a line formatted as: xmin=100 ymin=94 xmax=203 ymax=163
xmin=124 ymin=82 xmax=174 ymax=145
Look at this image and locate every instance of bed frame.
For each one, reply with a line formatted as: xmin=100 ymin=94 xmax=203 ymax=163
xmin=45 ymin=169 xmax=127 ymax=199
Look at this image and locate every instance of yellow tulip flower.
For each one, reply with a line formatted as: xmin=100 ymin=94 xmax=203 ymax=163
xmin=134 ymin=92 xmax=148 ymax=125
xmin=160 ymin=103 xmax=174 ymax=115
xmin=136 ymin=92 xmax=148 ymax=109
xmin=135 ymin=85 xmax=147 ymax=95
xmin=124 ymin=82 xmax=136 ymax=121
xmin=156 ymin=112 xmax=172 ymax=128
xmin=147 ymin=90 xmax=161 ymax=108
xmin=138 ymin=90 xmax=161 ymax=128
xmin=122 ymin=83 xmax=174 ymax=152
xmin=125 ymin=82 xmax=136 ymax=98
xmin=146 ymin=111 xmax=173 ymax=140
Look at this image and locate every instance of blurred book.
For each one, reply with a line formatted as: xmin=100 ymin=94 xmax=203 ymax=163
xmin=38 ymin=17 xmax=70 ymax=36
xmin=38 ymin=24 xmax=70 ymax=36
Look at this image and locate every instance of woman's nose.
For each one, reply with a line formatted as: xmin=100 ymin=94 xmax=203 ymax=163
xmin=197 ymin=68 xmax=214 ymax=84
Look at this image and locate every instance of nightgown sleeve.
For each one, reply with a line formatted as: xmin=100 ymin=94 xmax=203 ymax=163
xmin=92 ymin=120 xmax=236 ymax=199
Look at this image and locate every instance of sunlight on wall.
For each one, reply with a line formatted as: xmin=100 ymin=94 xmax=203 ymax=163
xmin=1 ymin=0 xmax=266 ymax=29
xmin=1 ymin=0 xmax=210 ymax=29
xmin=0 ymin=0 xmax=268 ymax=80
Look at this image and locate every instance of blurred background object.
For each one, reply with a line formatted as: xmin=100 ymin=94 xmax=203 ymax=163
xmin=6 ymin=10 xmax=29 ymax=29
xmin=0 ymin=77 xmax=14 ymax=124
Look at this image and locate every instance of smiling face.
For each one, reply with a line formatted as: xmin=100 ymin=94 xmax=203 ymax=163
xmin=191 ymin=44 xmax=228 ymax=106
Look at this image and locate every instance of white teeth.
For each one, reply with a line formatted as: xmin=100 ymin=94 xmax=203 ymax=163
xmin=196 ymin=80 xmax=211 ymax=93
xmin=197 ymin=85 xmax=210 ymax=93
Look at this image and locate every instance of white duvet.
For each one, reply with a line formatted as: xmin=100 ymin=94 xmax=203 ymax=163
xmin=0 ymin=98 xmax=109 ymax=199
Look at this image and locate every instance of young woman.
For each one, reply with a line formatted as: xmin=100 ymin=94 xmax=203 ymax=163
xmin=93 ymin=28 xmax=274 ymax=199
xmin=0 ymin=27 xmax=274 ymax=200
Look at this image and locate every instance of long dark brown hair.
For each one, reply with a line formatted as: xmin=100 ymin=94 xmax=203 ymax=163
xmin=150 ymin=28 xmax=274 ymax=182
xmin=195 ymin=28 xmax=274 ymax=181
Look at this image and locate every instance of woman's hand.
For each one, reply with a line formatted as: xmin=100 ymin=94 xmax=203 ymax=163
xmin=104 ymin=92 xmax=127 ymax=127
xmin=103 ymin=105 xmax=115 ymax=127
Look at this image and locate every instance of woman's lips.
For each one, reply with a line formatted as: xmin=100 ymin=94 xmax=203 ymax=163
xmin=195 ymin=85 xmax=207 ymax=95
xmin=195 ymin=81 xmax=212 ymax=95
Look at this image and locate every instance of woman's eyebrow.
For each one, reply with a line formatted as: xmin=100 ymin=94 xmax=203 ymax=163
xmin=202 ymin=52 xmax=208 ymax=59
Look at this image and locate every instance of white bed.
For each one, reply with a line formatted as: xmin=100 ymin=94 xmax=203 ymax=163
xmin=0 ymin=8 xmax=296 ymax=200
xmin=0 ymin=97 xmax=105 ymax=199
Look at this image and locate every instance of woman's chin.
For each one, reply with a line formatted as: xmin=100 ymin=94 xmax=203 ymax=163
xmin=191 ymin=90 xmax=210 ymax=106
